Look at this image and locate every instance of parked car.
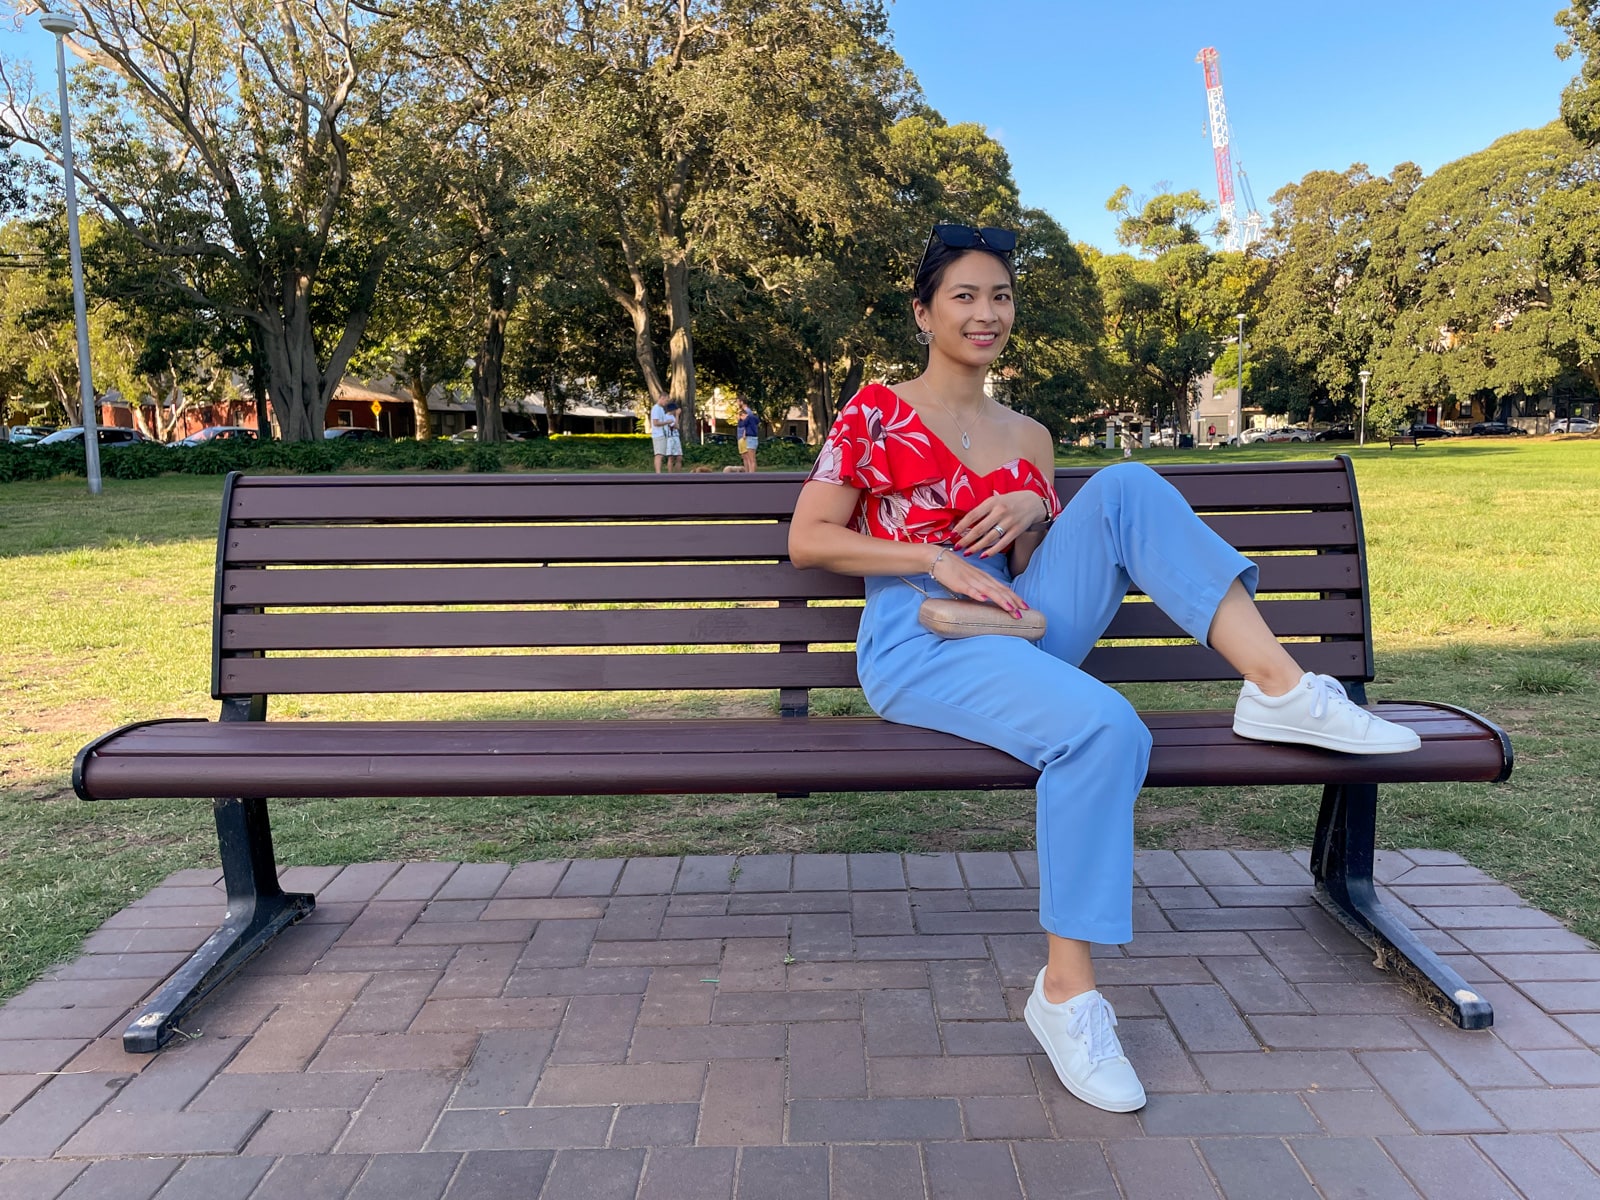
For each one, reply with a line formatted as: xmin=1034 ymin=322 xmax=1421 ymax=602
xmin=1403 ymin=423 xmax=1454 ymax=439
xmin=1468 ymin=420 xmax=1528 ymax=437
xmin=1551 ymin=416 xmax=1596 ymax=434
xmin=31 ymin=426 xmax=154 ymax=448
xmin=1314 ymin=424 xmax=1355 ymax=442
xmin=774 ymin=434 xmax=807 ymax=446
xmin=1261 ymin=426 xmax=1314 ymax=443
xmin=447 ymin=428 xmax=523 ymax=442
xmin=1238 ymin=428 xmax=1272 ymax=445
xmin=7 ymin=424 xmax=58 ymax=445
xmin=324 ymin=426 xmax=386 ymax=441
xmin=172 ymin=425 xmax=259 ymax=447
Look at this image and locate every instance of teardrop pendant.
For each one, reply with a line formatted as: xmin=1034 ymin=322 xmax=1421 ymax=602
xmin=960 ymin=432 xmax=971 ymax=450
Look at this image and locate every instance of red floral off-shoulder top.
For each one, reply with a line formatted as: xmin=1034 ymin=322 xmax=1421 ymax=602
xmin=806 ymin=382 xmax=1062 ymax=543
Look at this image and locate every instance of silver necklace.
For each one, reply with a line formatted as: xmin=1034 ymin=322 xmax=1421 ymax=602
xmin=919 ymin=380 xmax=988 ymax=450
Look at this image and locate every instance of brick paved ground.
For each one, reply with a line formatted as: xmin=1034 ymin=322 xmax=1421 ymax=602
xmin=2 ymin=848 xmax=1599 ymax=1198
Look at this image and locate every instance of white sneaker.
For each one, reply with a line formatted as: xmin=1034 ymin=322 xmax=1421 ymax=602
xmin=1234 ymin=671 xmax=1421 ymax=755
xmin=1024 ymin=972 xmax=1146 ymax=1113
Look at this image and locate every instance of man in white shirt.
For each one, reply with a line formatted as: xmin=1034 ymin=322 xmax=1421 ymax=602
xmin=650 ymin=400 xmax=670 ymax=473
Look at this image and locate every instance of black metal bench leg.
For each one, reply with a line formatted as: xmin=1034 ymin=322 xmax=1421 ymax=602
xmin=122 ymin=797 xmax=315 ymax=1053
xmin=1310 ymin=781 xmax=1492 ymax=1030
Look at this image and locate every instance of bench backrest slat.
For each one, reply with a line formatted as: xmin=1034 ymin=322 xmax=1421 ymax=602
xmin=220 ymin=596 xmax=1363 ymax=652
xmin=220 ymin=551 xmax=1361 ymax=609
xmin=222 ymin=509 xmax=1356 ymax=566
xmin=213 ymin=460 xmax=1374 ymax=701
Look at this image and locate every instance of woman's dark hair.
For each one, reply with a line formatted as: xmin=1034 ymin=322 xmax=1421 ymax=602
xmin=913 ymin=238 xmax=1017 ymax=308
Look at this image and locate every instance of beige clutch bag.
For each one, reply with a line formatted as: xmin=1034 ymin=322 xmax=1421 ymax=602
xmin=917 ymin=597 xmax=1047 ymax=641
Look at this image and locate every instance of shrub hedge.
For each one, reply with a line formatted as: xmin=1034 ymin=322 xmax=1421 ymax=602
xmin=0 ymin=434 xmax=821 ymax=484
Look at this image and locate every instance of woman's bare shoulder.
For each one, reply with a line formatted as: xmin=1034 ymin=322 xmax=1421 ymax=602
xmin=993 ymin=406 xmax=1055 ymax=469
xmin=994 ymin=404 xmax=1052 ymax=444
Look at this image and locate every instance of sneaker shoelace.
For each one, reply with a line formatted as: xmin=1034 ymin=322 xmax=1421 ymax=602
xmin=1306 ymin=673 xmax=1369 ymax=730
xmin=1067 ymin=995 xmax=1124 ymax=1064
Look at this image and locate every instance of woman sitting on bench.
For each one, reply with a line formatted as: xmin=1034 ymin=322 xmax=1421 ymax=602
xmin=787 ymin=223 xmax=1420 ymax=1114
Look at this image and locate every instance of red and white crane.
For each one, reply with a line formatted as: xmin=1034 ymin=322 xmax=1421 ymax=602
xmin=1196 ymin=47 xmax=1263 ymax=252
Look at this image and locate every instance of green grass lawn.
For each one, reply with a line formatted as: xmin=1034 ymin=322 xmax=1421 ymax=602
xmin=2 ymin=439 xmax=1597 ymax=998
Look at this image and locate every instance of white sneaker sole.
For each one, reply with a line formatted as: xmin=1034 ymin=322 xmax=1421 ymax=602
xmin=1024 ymin=1002 xmax=1146 ymax=1113
xmin=1232 ymin=715 xmax=1421 ymax=755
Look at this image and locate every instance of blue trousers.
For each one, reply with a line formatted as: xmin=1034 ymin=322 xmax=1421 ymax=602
xmin=856 ymin=462 xmax=1259 ymax=944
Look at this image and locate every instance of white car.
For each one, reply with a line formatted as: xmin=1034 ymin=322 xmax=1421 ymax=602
xmin=1261 ymin=426 xmax=1314 ymax=443
xmin=1551 ymin=417 xmax=1596 ymax=434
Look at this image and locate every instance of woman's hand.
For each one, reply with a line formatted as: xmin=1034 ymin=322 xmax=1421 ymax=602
xmin=929 ymin=547 xmax=1030 ymax=619
xmin=952 ymin=490 xmax=1050 ymax=559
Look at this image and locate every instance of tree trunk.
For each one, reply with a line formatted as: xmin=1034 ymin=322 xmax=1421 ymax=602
xmin=808 ymin=358 xmax=834 ymax=438
xmin=408 ymin=375 xmax=433 ymax=440
xmin=245 ymin=326 xmax=272 ymax=439
xmin=838 ymin=356 xmax=864 ymax=414
xmin=604 ymin=223 xmax=668 ymax=406
xmin=259 ymin=313 xmax=325 ymax=442
xmin=663 ymin=251 xmax=696 ymax=441
xmin=472 ymin=262 xmax=515 ymax=443
xmin=544 ymin=369 xmax=567 ymax=434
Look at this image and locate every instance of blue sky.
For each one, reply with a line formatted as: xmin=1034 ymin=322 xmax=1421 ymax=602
xmin=5 ymin=3 xmax=1579 ymax=253
xmin=886 ymin=0 xmax=1578 ymax=250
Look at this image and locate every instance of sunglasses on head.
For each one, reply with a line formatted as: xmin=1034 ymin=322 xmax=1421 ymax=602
xmin=915 ymin=224 xmax=1018 ymax=282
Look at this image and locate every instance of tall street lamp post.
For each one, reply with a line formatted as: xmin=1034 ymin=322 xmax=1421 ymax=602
xmin=1235 ymin=313 xmax=1245 ymax=444
xmin=1358 ymin=369 xmax=1372 ymax=448
xmin=40 ymin=11 xmax=103 ymax=495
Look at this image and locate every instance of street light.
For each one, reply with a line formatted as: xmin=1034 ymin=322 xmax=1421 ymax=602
xmin=1235 ymin=313 xmax=1246 ymax=444
xmin=40 ymin=11 xmax=102 ymax=494
xmin=1358 ymin=369 xmax=1372 ymax=448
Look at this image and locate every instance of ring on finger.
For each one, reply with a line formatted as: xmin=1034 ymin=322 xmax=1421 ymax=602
xmin=992 ymin=524 xmax=1005 ymax=538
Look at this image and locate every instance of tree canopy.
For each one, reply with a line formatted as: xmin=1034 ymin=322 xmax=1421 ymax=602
xmin=3 ymin=1 xmax=1599 ymax=441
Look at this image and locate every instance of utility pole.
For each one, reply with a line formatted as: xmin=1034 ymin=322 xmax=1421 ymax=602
xmin=1235 ymin=312 xmax=1246 ymax=443
xmin=1358 ymin=369 xmax=1371 ymax=447
xmin=41 ymin=10 xmax=103 ymax=494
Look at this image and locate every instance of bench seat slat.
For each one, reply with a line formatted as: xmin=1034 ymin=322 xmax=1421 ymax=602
xmin=220 ymin=599 xmax=1363 ymax=652
xmin=220 ymin=553 xmax=1363 ymax=608
xmin=222 ymin=511 xmax=1358 ymax=566
xmin=89 ymin=705 xmax=1508 ymax=755
xmin=74 ymin=705 xmax=1511 ymax=801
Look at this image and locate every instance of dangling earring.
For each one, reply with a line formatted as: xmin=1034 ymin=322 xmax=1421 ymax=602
xmin=915 ymin=329 xmax=933 ymax=346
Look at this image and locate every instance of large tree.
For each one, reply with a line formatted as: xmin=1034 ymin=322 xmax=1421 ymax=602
xmin=1384 ymin=125 xmax=1581 ymax=418
xmin=1558 ymin=2 xmax=1600 ymax=145
xmin=995 ymin=208 xmax=1104 ymax=438
xmin=533 ymin=0 xmax=907 ymax=439
xmin=1091 ymin=188 xmax=1245 ymax=426
xmin=1255 ymin=163 xmax=1422 ymax=426
xmin=1 ymin=0 xmax=415 ymax=440
xmin=0 ymin=214 xmax=142 ymax=424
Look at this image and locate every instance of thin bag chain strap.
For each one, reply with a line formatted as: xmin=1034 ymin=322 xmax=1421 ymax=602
xmin=900 ymin=545 xmax=953 ymax=598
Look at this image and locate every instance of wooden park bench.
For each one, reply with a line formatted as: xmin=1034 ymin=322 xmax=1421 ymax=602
xmin=74 ymin=459 xmax=1513 ymax=1052
xmin=1387 ymin=434 xmax=1420 ymax=448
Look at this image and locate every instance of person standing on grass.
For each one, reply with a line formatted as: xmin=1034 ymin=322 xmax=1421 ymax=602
xmin=650 ymin=398 xmax=671 ymax=473
xmin=663 ymin=401 xmax=683 ymax=472
xmin=737 ymin=397 xmax=760 ymax=472
xmin=786 ymin=222 xmax=1421 ymax=1115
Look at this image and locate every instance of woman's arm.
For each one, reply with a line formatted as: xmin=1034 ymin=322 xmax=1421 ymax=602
xmin=1006 ymin=424 xmax=1060 ymax=575
xmin=789 ymin=481 xmax=942 ymax=577
xmin=790 ymin=481 xmax=1030 ymax=616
